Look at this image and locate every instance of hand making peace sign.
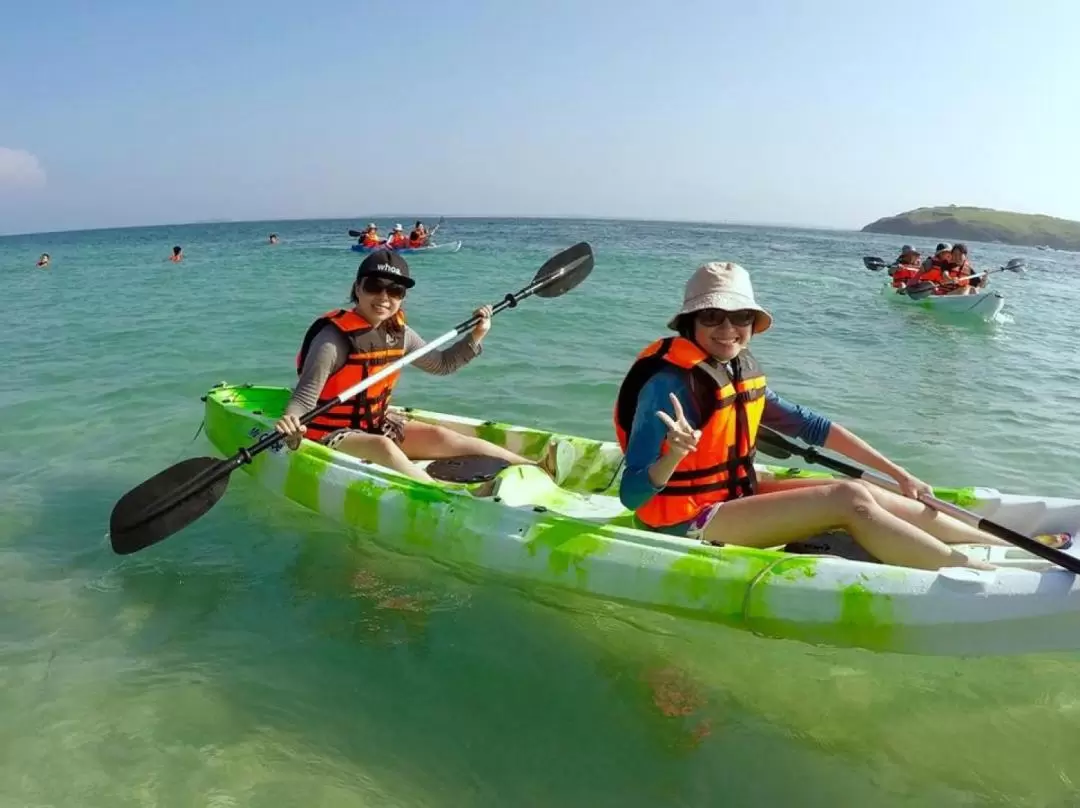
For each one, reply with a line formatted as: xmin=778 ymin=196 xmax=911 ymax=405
xmin=655 ymin=393 xmax=701 ymax=459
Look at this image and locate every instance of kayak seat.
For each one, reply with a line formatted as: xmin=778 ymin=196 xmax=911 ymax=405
xmin=489 ymin=464 xmax=630 ymax=522
xmin=426 ymin=454 xmax=512 ymax=484
xmin=784 ymin=531 xmax=882 ymax=564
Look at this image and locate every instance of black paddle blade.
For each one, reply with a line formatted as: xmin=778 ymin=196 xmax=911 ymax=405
xmin=109 ymin=457 xmax=230 ymax=555
xmin=903 ymin=282 xmax=937 ymax=300
xmin=1004 ymin=258 xmax=1026 ymax=271
xmin=533 ymin=241 xmax=594 ymax=298
xmin=348 ymin=229 xmax=364 ymax=237
xmin=862 ymin=256 xmax=886 ymax=271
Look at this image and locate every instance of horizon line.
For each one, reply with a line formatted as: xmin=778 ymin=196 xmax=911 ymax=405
xmin=0 ymin=213 xmax=861 ymax=240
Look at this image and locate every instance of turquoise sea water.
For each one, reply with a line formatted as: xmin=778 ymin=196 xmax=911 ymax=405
xmin=3 ymin=217 xmax=1080 ymax=807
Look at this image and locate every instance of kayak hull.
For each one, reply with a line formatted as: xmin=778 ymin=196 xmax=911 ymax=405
xmin=203 ymin=383 xmax=1080 ymax=657
xmin=882 ymin=282 xmax=1005 ymax=319
xmin=351 ymin=240 xmax=462 ymax=254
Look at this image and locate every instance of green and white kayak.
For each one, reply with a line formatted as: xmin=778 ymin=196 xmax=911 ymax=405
xmin=204 ymin=383 xmax=1080 ymax=657
xmin=881 ymin=282 xmax=1006 ymax=320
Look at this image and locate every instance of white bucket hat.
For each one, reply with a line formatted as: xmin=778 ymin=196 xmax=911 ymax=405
xmin=666 ymin=261 xmax=773 ymax=334
xmin=394 ymin=223 xmax=403 ymax=231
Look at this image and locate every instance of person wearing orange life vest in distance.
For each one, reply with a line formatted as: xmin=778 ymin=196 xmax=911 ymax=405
xmin=385 ymin=224 xmax=409 ymax=249
xmin=890 ymin=244 xmax=914 ymax=268
xmin=913 ymin=244 xmax=954 ymax=290
xmin=887 ymin=245 xmax=922 ymax=289
xmin=272 ymin=250 xmax=558 ymax=484
xmin=611 ymin=261 xmax=1027 ymax=571
xmin=922 ymin=243 xmax=951 ymax=271
xmin=939 ymin=242 xmax=986 ymax=296
xmin=408 ymin=221 xmax=428 ymax=248
xmin=915 ymin=242 xmax=985 ymax=296
xmin=358 ymin=223 xmax=383 ymax=248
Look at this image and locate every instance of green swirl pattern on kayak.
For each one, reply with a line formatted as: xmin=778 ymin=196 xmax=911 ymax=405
xmin=204 ymin=383 xmax=1080 ymax=657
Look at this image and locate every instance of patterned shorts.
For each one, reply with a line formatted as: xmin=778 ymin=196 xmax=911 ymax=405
xmin=320 ymin=411 xmax=407 ymax=449
xmin=685 ymin=502 xmax=726 ymax=542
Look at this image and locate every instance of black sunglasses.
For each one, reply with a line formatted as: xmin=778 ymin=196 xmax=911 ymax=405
xmin=360 ymin=276 xmax=407 ymax=299
xmin=696 ymin=308 xmax=756 ymax=328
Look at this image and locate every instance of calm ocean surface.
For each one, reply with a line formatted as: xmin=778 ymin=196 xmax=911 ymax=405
xmin=2 ymin=217 xmax=1079 ymax=807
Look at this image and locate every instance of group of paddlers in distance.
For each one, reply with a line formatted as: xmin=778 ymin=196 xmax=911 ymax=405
xmin=888 ymin=242 xmax=985 ymax=295
xmin=356 ymin=221 xmax=434 ymax=250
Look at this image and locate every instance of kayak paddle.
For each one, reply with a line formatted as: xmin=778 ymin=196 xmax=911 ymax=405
xmin=902 ymin=259 xmax=1026 ymax=301
xmin=862 ymin=256 xmax=891 ymax=271
xmin=754 ymin=426 xmax=1080 ymax=574
xmin=108 ymin=241 xmax=596 ymax=556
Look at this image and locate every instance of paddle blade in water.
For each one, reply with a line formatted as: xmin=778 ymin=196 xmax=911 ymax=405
xmin=1004 ymin=258 xmax=1026 ymax=272
xmin=109 ymin=457 xmax=230 ymax=555
xmin=533 ymin=241 xmax=594 ymax=298
xmin=862 ymin=256 xmax=887 ymax=271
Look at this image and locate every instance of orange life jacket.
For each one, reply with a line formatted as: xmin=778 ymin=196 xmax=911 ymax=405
xmin=613 ymin=336 xmax=767 ymax=529
xmin=361 ymin=234 xmax=381 ymax=247
xmin=890 ymin=264 xmax=920 ymax=288
xmin=295 ymin=308 xmax=407 ymax=440
xmin=917 ymin=260 xmax=949 ymax=287
xmin=946 ymin=259 xmax=972 ymax=286
xmin=386 ymin=234 xmax=408 ymax=248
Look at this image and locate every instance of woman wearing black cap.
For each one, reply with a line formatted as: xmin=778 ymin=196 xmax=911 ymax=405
xmin=273 ymin=250 xmax=545 ymax=483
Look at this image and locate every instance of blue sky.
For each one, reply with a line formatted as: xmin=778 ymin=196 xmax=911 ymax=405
xmin=2 ymin=0 xmax=1078 ymax=235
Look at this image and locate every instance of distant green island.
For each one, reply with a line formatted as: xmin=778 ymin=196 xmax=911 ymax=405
xmin=861 ymin=205 xmax=1080 ymax=251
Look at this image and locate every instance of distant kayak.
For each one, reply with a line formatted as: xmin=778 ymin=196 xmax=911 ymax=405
xmin=881 ymin=283 xmax=1005 ymax=320
xmin=350 ymin=240 xmax=462 ymax=255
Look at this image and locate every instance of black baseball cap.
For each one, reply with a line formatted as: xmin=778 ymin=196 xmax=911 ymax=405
xmin=355 ymin=249 xmax=415 ymax=288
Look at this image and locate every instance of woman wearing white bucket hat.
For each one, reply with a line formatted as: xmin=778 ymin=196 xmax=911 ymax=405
xmin=613 ymin=261 xmax=1008 ymax=571
xmin=386 ymin=224 xmax=409 ymax=249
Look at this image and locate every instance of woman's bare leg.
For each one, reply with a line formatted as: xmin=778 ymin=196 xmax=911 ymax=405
xmin=700 ymin=480 xmax=992 ymax=570
xmin=757 ymin=477 xmax=1008 ymax=547
xmin=400 ymin=421 xmax=535 ymax=466
xmin=332 ymin=433 xmax=435 ymax=483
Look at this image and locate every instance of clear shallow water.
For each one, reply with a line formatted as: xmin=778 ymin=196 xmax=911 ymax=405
xmin=2 ymin=218 xmax=1080 ymax=806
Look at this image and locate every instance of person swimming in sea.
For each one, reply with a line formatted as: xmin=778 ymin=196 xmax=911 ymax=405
xmin=170 ymin=246 xmax=183 ymax=263
xmin=37 ymin=253 xmax=50 ymax=268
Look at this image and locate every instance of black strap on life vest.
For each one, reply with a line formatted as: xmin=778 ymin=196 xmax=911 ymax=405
xmin=729 ymin=357 xmax=758 ymax=499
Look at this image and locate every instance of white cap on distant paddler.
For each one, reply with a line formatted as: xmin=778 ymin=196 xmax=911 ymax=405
xmin=667 ymin=261 xmax=773 ymax=334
